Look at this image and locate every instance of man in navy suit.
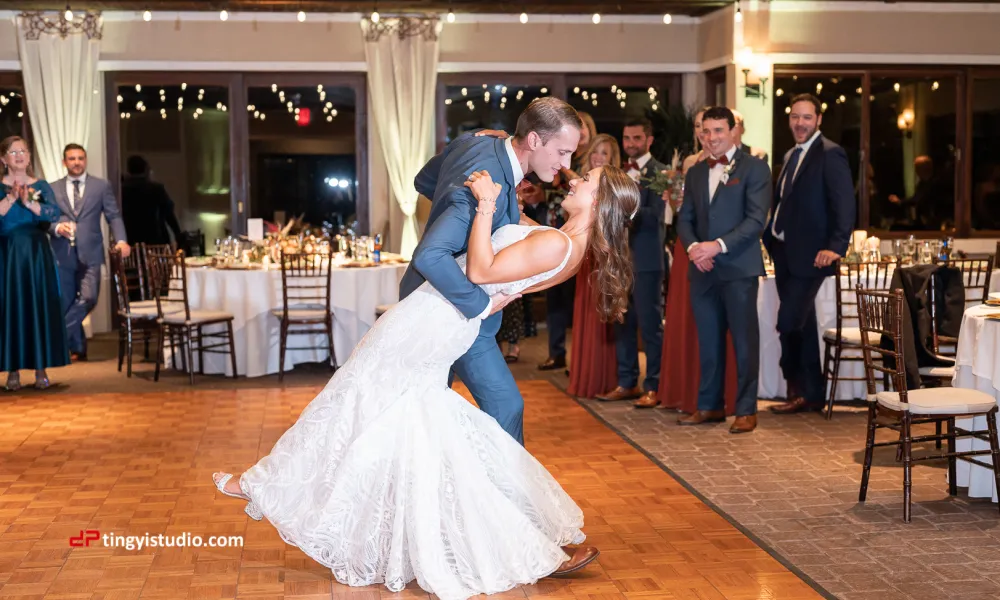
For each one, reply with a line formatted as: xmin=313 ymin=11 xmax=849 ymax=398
xmin=399 ymin=97 xmax=582 ymax=446
xmin=764 ymin=93 xmax=856 ymax=415
xmin=50 ymin=144 xmax=130 ymax=361
xmin=676 ymin=107 xmax=771 ymax=434
xmin=598 ymin=118 xmax=666 ymax=408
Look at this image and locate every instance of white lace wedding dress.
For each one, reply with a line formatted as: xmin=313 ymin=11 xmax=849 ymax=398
xmin=237 ymin=224 xmax=586 ymax=600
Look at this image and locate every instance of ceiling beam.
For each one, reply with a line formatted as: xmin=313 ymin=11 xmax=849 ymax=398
xmin=15 ymin=1 xmax=733 ymax=16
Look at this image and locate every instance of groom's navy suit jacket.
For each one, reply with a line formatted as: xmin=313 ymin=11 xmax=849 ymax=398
xmin=399 ymin=131 xmax=520 ymax=337
xmin=398 ymin=131 xmax=527 ymax=444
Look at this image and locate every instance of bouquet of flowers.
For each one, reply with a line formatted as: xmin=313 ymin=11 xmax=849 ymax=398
xmin=641 ymin=148 xmax=683 ymax=197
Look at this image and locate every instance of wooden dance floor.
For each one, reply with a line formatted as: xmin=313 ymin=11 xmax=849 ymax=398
xmin=0 ymin=381 xmax=821 ymax=599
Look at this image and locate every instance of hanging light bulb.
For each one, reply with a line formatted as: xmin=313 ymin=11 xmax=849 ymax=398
xmin=220 ymin=9 xmax=229 ymax=21
xmin=297 ymin=11 xmax=306 ymax=22
xmin=663 ymin=14 xmax=672 ymax=24
xmin=447 ymin=10 xmax=455 ymax=23
xmin=592 ymin=13 xmax=601 ymax=24
xmin=519 ymin=12 xmax=528 ymax=24
xmin=371 ymin=11 xmax=380 ymax=23
xmin=143 ymin=10 xmax=152 ymax=22
xmin=735 ymin=2 xmax=743 ymax=23
xmin=64 ymin=4 xmax=73 ymax=21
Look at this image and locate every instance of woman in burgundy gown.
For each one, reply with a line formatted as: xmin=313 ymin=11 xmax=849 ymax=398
xmin=567 ymin=135 xmax=621 ymax=397
xmin=657 ymin=109 xmax=738 ymax=414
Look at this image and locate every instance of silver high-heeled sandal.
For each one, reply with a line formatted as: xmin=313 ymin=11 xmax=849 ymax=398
xmin=5 ymin=373 xmax=21 ymax=392
xmin=34 ymin=371 xmax=50 ymax=390
xmin=212 ymin=472 xmax=263 ymax=521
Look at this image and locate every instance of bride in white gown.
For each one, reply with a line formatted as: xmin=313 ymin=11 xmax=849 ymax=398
xmin=212 ymin=165 xmax=639 ymax=600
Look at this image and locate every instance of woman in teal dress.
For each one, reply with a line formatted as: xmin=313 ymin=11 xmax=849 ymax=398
xmin=0 ymin=135 xmax=69 ymax=391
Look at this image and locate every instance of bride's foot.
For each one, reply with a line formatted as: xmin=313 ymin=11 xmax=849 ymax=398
xmin=212 ymin=472 xmax=263 ymax=521
xmin=213 ymin=472 xmax=246 ymax=498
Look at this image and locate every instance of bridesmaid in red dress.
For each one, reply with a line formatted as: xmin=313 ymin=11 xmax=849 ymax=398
xmin=567 ymin=135 xmax=622 ymax=397
xmin=656 ymin=108 xmax=739 ymax=414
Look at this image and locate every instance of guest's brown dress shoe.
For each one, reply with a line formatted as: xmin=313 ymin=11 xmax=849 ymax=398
xmin=729 ymin=414 xmax=757 ymax=434
xmin=552 ymin=545 xmax=600 ymax=576
xmin=634 ymin=391 xmax=658 ymax=408
xmin=595 ymin=386 xmax=642 ymax=402
xmin=677 ymin=410 xmax=726 ymax=425
xmin=769 ymin=397 xmax=821 ymax=414
xmin=538 ymin=356 xmax=566 ymax=371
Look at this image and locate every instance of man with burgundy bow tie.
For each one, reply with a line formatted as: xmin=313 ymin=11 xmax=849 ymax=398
xmin=597 ymin=118 xmax=666 ymax=408
xmin=676 ymin=107 xmax=770 ymax=433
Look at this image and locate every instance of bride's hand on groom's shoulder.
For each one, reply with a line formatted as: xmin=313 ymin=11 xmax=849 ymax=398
xmin=474 ymin=129 xmax=510 ymax=140
xmin=464 ymin=170 xmax=502 ymax=207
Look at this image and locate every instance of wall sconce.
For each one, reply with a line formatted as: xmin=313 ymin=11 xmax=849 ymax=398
xmin=737 ymin=47 xmax=771 ymax=104
xmin=897 ymin=108 xmax=914 ymax=138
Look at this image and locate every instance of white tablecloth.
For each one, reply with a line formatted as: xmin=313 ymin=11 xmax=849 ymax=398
xmin=175 ymin=264 xmax=407 ymax=378
xmin=757 ymin=275 xmax=844 ymax=400
xmin=953 ymin=304 xmax=1000 ymax=502
xmin=757 ymin=268 xmax=1000 ymax=401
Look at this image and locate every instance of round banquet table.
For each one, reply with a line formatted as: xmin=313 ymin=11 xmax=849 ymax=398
xmin=756 ymin=267 xmax=1000 ymax=401
xmin=173 ymin=263 xmax=407 ymax=378
xmin=953 ymin=304 xmax=1000 ymax=502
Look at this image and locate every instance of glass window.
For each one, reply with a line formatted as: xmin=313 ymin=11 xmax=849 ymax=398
xmin=772 ymin=75 xmax=863 ymax=212
xmin=247 ymin=84 xmax=358 ymax=233
xmin=567 ymin=82 xmax=688 ymax=165
xmin=971 ymin=77 xmax=1000 ymax=231
xmin=117 ymin=83 xmax=231 ymax=252
xmin=0 ymin=88 xmax=24 ymax=140
xmin=443 ymin=82 xmax=551 ymax=143
xmin=869 ymin=76 xmax=956 ymax=232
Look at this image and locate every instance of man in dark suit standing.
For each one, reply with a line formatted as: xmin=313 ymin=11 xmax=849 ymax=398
xmin=676 ymin=107 xmax=771 ymax=433
xmin=764 ymin=94 xmax=856 ymax=414
xmin=50 ymin=144 xmax=130 ymax=361
xmin=598 ymin=118 xmax=666 ymax=408
xmin=121 ymin=155 xmax=183 ymax=247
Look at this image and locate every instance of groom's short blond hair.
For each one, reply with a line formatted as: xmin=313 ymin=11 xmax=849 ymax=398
xmin=513 ymin=97 xmax=583 ymax=144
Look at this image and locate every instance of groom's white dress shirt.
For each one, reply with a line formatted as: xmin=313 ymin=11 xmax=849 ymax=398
xmin=474 ymin=137 xmax=524 ymax=320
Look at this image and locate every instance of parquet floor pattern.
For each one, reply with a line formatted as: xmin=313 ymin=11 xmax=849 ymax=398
xmin=0 ymin=380 xmax=821 ymax=600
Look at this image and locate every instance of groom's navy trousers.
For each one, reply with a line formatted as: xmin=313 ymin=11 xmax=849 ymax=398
xmin=400 ymin=131 xmax=525 ymax=445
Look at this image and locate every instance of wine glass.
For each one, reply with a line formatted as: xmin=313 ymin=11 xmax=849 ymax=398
xmin=920 ymin=241 xmax=933 ymax=264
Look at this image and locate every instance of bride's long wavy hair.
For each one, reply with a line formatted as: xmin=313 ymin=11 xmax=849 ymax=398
xmin=588 ymin=165 xmax=640 ymax=323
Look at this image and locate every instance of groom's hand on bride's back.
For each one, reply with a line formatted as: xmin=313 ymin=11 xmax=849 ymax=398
xmin=489 ymin=292 xmax=521 ymax=316
xmin=475 ymin=129 xmax=510 ymax=140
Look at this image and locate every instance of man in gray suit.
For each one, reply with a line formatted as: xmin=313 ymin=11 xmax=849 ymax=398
xmin=675 ymin=107 xmax=771 ymax=434
xmin=50 ymin=144 xmax=130 ymax=361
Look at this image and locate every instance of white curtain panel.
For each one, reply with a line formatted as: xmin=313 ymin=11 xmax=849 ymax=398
xmin=16 ymin=14 xmax=101 ymax=180
xmin=362 ymin=18 xmax=439 ymax=259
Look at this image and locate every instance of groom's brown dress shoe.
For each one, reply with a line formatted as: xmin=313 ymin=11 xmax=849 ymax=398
xmin=595 ymin=386 xmax=642 ymax=402
xmin=676 ymin=410 xmax=726 ymax=426
xmin=552 ymin=545 xmax=600 ymax=576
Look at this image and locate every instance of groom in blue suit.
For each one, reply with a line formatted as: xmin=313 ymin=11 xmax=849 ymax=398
xmin=399 ymin=98 xmax=583 ymax=446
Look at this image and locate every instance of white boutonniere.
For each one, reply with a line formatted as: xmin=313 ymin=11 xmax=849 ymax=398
xmin=720 ymin=157 xmax=738 ymax=185
xmin=30 ymin=188 xmax=41 ymax=202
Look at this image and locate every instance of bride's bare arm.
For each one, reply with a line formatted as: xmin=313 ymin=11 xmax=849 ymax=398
xmin=464 ymin=170 xmax=569 ymax=286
